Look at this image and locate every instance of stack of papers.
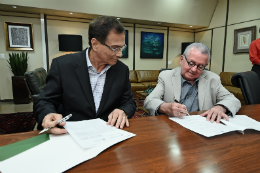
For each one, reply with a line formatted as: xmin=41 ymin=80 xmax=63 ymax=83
xmin=169 ymin=115 xmax=260 ymax=137
xmin=64 ymin=118 xmax=135 ymax=148
xmin=0 ymin=119 xmax=136 ymax=173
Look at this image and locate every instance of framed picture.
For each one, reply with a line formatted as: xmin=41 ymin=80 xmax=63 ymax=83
xmin=233 ymin=26 xmax=256 ymax=54
xmin=4 ymin=22 xmax=34 ymax=51
xmin=121 ymin=30 xmax=128 ymax=58
xmin=140 ymin=31 xmax=164 ymax=58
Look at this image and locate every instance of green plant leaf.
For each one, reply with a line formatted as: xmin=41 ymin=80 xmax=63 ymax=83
xmin=144 ymin=83 xmax=154 ymax=95
xmin=7 ymin=52 xmax=29 ymax=76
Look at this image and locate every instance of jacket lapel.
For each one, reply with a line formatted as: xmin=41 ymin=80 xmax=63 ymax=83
xmin=96 ymin=66 xmax=116 ymax=116
xmin=198 ymin=71 xmax=208 ymax=110
xmin=75 ymin=49 xmax=96 ymax=115
xmin=171 ymin=67 xmax=182 ymax=101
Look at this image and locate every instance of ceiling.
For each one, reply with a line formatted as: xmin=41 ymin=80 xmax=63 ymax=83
xmin=0 ymin=2 xmax=214 ymax=30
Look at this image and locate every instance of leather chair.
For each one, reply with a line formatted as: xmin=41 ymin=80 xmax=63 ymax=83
xmin=159 ymin=68 xmax=173 ymax=73
xmin=231 ymin=71 xmax=260 ymax=105
xmin=25 ymin=67 xmax=63 ymax=130
xmin=24 ymin=67 xmax=47 ymax=102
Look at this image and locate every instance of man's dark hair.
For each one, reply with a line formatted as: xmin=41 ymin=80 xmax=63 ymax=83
xmin=88 ymin=16 xmax=125 ymax=49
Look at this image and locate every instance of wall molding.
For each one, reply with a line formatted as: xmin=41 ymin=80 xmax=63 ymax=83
xmin=166 ymin=27 xmax=169 ymax=68
xmin=209 ymin=29 xmax=213 ymax=71
xmin=222 ymin=0 xmax=229 ymax=72
xmin=0 ymin=9 xmax=40 ymax=16
xmin=133 ymin=23 xmax=136 ymax=70
xmin=195 ymin=15 xmax=260 ymax=34
xmin=40 ymin=14 xmax=47 ymax=71
xmin=169 ymin=29 xmax=194 ymax=33
xmin=44 ymin=14 xmax=50 ymax=71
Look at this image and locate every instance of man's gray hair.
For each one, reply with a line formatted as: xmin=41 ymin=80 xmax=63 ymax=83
xmin=183 ymin=42 xmax=211 ymax=62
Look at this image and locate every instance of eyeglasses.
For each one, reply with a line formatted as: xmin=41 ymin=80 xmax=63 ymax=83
xmin=102 ymin=43 xmax=127 ymax=54
xmin=183 ymin=55 xmax=206 ymax=71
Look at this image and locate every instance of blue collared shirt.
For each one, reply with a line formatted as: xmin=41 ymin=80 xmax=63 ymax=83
xmin=180 ymin=75 xmax=199 ymax=112
xmin=86 ymin=49 xmax=111 ymax=112
xmin=155 ymin=75 xmax=200 ymax=115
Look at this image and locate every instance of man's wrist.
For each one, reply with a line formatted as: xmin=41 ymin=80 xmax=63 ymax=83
xmin=155 ymin=103 xmax=163 ymax=115
xmin=158 ymin=103 xmax=167 ymax=114
xmin=216 ymin=104 xmax=232 ymax=116
xmin=117 ymin=109 xmax=128 ymax=118
xmin=46 ymin=113 xmax=53 ymax=117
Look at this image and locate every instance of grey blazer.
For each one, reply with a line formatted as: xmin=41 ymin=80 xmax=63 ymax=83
xmin=144 ymin=67 xmax=241 ymax=116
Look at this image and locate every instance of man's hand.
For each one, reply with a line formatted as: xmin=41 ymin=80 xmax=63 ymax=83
xmin=42 ymin=113 xmax=68 ymax=135
xmin=107 ymin=109 xmax=129 ymax=129
xmin=200 ymin=105 xmax=229 ymax=123
xmin=158 ymin=102 xmax=188 ymax=117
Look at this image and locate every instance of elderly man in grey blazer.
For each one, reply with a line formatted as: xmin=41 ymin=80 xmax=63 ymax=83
xmin=144 ymin=42 xmax=241 ymax=123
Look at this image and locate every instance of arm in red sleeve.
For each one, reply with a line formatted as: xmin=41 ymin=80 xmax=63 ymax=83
xmin=249 ymin=40 xmax=260 ymax=65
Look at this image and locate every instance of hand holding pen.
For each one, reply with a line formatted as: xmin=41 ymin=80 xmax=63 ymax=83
xmin=158 ymin=101 xmax=190 ymax=117
xmin=174 ymin=99 xmax=191 ymax=117
xmin=39 ymin=113 xmax=72 ymax=135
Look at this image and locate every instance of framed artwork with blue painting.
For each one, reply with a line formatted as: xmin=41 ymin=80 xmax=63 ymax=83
xmin=121 ymin=30 xmax=128 ymax=58
xmin=140 ymin=31 xmax=164 ymax=58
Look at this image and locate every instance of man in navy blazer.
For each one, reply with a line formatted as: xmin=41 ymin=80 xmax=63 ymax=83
xmin=34 ymin=16 xmax=136 ymax=134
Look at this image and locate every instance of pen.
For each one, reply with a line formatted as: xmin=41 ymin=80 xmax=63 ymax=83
xmin=174 ymin=99 xmax=191 ymax=116
xmin=39 ymin=114 xmax=72 ymax=134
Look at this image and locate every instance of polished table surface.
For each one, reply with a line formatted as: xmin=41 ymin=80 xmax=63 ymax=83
xmin=1 ymin=104 xmax=260 ymax=172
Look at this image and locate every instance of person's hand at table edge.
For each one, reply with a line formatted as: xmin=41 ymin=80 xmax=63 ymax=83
xmin=107 ymin=109 xmax=129 ymax=129
xmin=200 ymin=105 xmax=229 ymax=123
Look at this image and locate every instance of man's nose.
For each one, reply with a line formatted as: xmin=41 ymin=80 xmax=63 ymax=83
xmin=190 ymin=65 xmax=197 ymax=71
xmin=116 ymin=50 xmax=123 ymax=57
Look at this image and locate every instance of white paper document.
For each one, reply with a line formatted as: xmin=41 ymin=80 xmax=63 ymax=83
xmin=169 ymin=115 xmax=260 ymax=137
xmin=221 ymin=115 xmax=260 ymax=134
xmin=64 ymin=118 xmax=135 ymax=148
xmin=0 ymin=119 xmax=136 ymax=173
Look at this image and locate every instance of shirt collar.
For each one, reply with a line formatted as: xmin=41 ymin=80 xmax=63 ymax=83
xmin=181 ymin=74 xmax=200 ymax=86
xmin=86 ymin=47 xmax=112 ymax=74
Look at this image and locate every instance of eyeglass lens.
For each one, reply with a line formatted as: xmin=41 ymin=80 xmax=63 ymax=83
xmin=104 ymin=43 xmax=126 ymax=53
xmin=114 ymin=45 xmax=126 ymax=53
xmin=184 ymin=56 xmax=205 ymax=70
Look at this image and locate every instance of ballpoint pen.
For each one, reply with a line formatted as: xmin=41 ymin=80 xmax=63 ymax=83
xmin=174 ymin=99 xmax=191 ymax=116
xmin=39 ymin=114 xmax=72 ymax=134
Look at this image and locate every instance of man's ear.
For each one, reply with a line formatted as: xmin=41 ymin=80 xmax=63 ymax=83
xmin=180 ymin=55 xmax=184 ymax=66
xmin=91 ymin=38 xmax=98 ymax=51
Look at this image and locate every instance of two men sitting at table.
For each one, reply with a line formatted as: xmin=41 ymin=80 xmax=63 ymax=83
xmin=34 ymin=15 xmax=240 ymax=134
xmin=144 ymin=42 xmax=241 ymax=123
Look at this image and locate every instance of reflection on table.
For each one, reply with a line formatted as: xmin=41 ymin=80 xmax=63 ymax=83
xmin=1 ymin=104 xmax=260 ymax=172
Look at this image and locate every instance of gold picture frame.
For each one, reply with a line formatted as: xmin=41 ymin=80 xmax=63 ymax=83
xmin=4 ymin=22 xmax=34 ymax=51
xmin=233 ymin=26 xmax=256 ymax=54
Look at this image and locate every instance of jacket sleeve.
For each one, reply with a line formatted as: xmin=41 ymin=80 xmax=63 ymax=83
xmin=118 ymin=68 xmax=136 ymax=118
xmin=144 ymin=72 xmax=165 ymax=116
xmin=249 ymin=41 xmax=260 ymax=65
xmin=33 ymin=58 xmax=62 ymax=127
xmin=214 ymin=77 xmax=241 ymax=116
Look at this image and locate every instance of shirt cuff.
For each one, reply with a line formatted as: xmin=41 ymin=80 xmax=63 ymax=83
xmin=217 ymin=104 xmax=232 ymax=116
xmin=253 ymin=57 xmax=260 ymax=65
xmin=155 ymin=103 xmax=164 ymax=115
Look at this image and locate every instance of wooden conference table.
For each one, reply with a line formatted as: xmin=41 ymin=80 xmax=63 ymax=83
xmin=1 ymin=104 xmax=260 ymax=172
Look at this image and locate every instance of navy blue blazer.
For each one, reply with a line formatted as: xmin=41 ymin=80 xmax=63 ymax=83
xmin=34 ymin=49 xmax=136 ymax=129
